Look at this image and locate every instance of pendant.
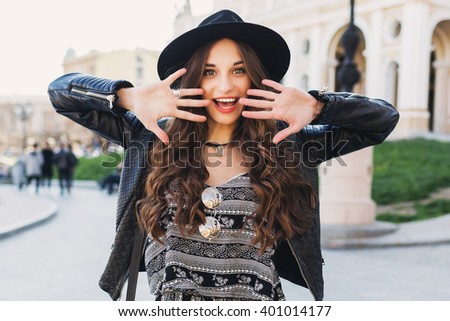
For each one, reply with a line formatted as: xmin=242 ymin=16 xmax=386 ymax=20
xmin=201 ymin=186 xmax=223 ymax=209
xmin=200 ymin=187 xmax=223 ymax=240
xmin=198 ymin=216 xmax=221 ymax=240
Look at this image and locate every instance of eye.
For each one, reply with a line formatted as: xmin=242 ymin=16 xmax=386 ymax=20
xmin=203 ymin=69 xmax=216 ymax=76
xmin=233 ymin=67 xmax=246 ymax=75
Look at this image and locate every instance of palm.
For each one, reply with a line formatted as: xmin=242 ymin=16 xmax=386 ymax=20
xmin=129 ymin=68 xmax=209 ymax=144
xmin=240 ymin=79 xmax=319 ymax=143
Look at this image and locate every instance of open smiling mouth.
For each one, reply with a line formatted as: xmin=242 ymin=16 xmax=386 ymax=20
xmin=213 ymin=98 xmax=239 ymax=113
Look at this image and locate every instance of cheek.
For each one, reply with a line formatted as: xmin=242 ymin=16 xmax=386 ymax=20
xmin=240 ymin=78 xmax=252 ymax=92
xmin=200 ymin=78 xmax=214 ymax=92
xmin=200 ymin=85 xmax=211 ymax=98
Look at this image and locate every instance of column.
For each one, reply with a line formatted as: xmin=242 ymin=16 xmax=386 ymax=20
xmin=365 ymin=9 xmax=383 ymax=98
xmin=308 ymin=24 xmax=323 ymax=88
xmin=320 ymin=9 xmax=377 ymax=226
xmin=432 ymin=60 xmax=450 ymax=133
xmin=396 ymin=2 xmax=432 ymax=136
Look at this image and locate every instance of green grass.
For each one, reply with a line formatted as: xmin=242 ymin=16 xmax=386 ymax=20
xmin=70 ymin=138 xmax=450 ymax=224
xmin=73 ymin=153 xmax=122 ymax=181
xmin=377 ymin=199 xmax=450 ymax=223
xmin=372 ymin=138 xmax=450 ymax=205
xmin=72 ymin=138 xmax=450 ymax=208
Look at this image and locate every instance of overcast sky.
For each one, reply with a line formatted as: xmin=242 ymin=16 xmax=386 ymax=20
xmin=0 ymin=0 xmax=213 ymax=96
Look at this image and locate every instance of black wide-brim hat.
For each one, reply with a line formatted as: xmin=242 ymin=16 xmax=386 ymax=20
xmin=157 ymin=9 xmax=290 ymax=82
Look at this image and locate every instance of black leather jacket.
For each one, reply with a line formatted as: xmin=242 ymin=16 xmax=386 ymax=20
xmin=48 ymin=73 xmax=399 ymax=301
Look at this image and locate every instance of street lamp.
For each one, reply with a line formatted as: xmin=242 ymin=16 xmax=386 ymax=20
xmin=321 ymin=0 xmax=387 ymax=244
xmin=337 ymin=0 xmax=360 ymax=92
xmin=14 ymin=101 xmax=33 ymax=148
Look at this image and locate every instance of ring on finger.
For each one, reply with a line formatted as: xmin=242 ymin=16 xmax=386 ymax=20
xmin=172 ymin=88 xmax=181 ymax=99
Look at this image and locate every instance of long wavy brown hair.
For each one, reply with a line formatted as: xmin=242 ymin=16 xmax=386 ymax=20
xmin=136 ymin=38 xmax=316 ymax=253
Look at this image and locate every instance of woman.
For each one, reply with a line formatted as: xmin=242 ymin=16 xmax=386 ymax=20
xmin=48 ymin=10 xmax=399 ymax=301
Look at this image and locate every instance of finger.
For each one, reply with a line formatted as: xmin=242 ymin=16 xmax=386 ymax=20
xmin=144 ymin=122 xmax=169 ymax=145
xmin=239 ymin=97 xmax=273 ymax=109
xmin=176 ymin=99 xmax=210 ymax=107
xmin=262 ymin=79 xmax=284 ymax=92
xmin=272 ymin=123 xmax=304 ymax=144
xmin=174 ymin=110 xmax=207 ymax=122
xmin=241 ymin=110 xmax=273 ymax=119
xmin=272 ymin=128 xmax=294 ymax=144
xmin=246 ymin=89 xmax=277 ymax=100
xmin=178 ymin=88 xmax=204 ymax=97
xmin=164 ymin=68 xmax=187 ymax=85
xmin=147 ymin=124 xmax=170 ymax=145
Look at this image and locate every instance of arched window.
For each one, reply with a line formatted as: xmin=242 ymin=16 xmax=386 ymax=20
xmin=136 ymin=55 xmax=143 ymax=85
xmin=300 ymin=74 xmax=308 ymax=91
xmin=386 ymin=61 xmax=399 ymax=108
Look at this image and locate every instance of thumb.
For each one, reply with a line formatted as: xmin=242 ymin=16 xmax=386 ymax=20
xmin=148 ymin=124 xmax=170 ymax=145
xmin=272 ymin=128 xmax=292 ymax=144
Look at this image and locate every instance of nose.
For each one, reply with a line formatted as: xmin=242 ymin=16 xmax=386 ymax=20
xmin=218 ymin=74 xmax=234 ymax=92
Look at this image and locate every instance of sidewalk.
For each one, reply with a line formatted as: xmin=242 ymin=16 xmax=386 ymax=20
xmin=1 ymin=182 xmax=450 ymax=248
xmin=322 ymin=215 xmax=450 ymax=248
xmin=0 ymin=184 xmax=58 ymax=239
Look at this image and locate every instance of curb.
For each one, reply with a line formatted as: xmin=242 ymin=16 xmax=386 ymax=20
xmin=321 ymin=214 xmax=450 ymax=249
xmin=0 ymin=194 xmax=58 ymax=240
xmin=72 ymin=180 xmax=98 ymax=189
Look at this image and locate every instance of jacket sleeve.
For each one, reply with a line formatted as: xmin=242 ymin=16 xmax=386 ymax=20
xmin=47 ymin=73 xmax=142 ymax=147
xmin=296 ymin=91 xmax=400 ymax=167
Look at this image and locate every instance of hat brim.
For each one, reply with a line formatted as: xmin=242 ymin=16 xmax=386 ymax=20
xmin=157 ymin=22 xmax=290 ymax=82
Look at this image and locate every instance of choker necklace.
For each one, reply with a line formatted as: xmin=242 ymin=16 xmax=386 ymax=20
xmin=205 ymin=141 xmax=231 ymax=157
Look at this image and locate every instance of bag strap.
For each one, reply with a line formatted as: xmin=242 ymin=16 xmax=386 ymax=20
xmin=126 ymin=226 xmax=145 ymax=301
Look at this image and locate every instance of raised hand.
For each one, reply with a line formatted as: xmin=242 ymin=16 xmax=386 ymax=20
xmin=239 ymin=79 xmax=323 ymax=144
xmin=117 ymin=68 xmax=209 ymax=144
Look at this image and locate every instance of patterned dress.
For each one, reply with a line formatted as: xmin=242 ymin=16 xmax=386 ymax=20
xmin=144 ymin=172 xmax=285 ymax=301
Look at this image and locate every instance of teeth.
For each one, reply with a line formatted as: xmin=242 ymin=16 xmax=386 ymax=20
xmin=216 ymin=98 xmax=236 ymax=103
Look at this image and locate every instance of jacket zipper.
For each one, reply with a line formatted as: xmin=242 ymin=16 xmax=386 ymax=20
xmin=116 ymin=271 xmax=129 ymax=301
xmin=71 ymin=87 xmax=116 ymax=109
xmin=116 ymin=235 xmax=147 ymax=301
xmin=286 ymin=239 xmax=316 ymax=300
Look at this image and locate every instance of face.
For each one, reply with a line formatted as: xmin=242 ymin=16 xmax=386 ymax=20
xmin=200 ymin=38 xmax=251 ymax=134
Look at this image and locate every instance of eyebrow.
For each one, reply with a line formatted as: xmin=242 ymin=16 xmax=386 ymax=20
xmin=205 ymin=60 xmax=244 ymax=67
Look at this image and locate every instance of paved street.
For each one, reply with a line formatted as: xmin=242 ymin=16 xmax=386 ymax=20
xmin=0 ymin=186 xmax=449 ymax=301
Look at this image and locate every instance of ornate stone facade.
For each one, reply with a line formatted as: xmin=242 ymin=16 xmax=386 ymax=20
xmin=177 ymin=0 xmax=450 ymax=138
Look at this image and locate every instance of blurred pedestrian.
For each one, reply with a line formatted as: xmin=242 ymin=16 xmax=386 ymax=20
xmin=54 ymin=143 xmax=78 ymax=195
xmin=67 ymin=144 xmax=78 ymax=190
xmin=0 ymin=161 xmax=8 ymax=183
xmin=98 ymin=165 xmax=122 ymax=195
xmin=23 ymin=143 xmax=44 ymax=194
xmin=11 ymin=154 xmax=26 ymax=190
xmin=41 ymin=142 xmax=54 ymax=188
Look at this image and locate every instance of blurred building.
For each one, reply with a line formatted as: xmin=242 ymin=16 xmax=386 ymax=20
xmin=0 ymin=48 xmax=160 ymax=156
xmin=59 ymin=48 xmax=161 ymax=149
xmin=176 ymin=0 xmax=450 ymax=139
xmin=0 ymin=95 xmax=63 ymax=154
xmin=63 ymin=47 xmax=160 ymax=87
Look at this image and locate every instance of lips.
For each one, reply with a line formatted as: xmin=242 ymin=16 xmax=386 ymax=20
xmin=213 ymin=98 xmax=239 ymax=113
